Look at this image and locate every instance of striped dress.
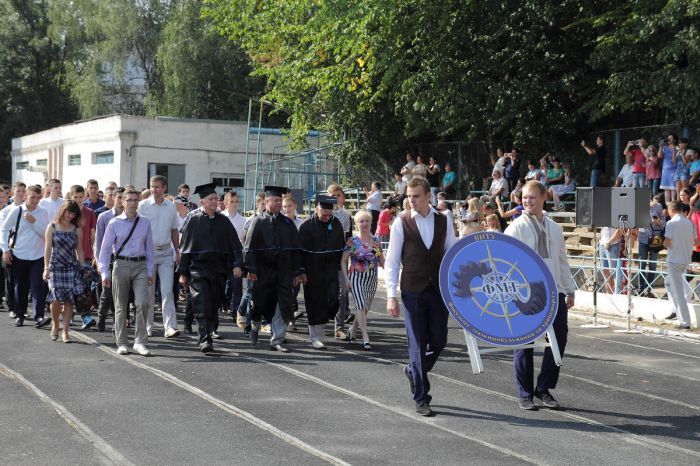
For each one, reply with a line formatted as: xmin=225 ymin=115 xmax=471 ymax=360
xmin=345 ymin=236 xmax=382 ymax=312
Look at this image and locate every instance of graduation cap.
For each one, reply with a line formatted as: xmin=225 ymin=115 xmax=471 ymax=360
xmin=194 ymin=182 xmax=217 ymax=199
xmin=264 ymin=185 xmax=289 ymax=197
xmin=315 ymin=194 xmax=337 ymax=209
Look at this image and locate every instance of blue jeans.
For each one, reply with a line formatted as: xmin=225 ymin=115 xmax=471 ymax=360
xmin=237 ymin=278 xmax=253 ymax=326
xmin=637 ymin=242 xmax=659 ymax=291
xmin=648 ymin=178 xmax=660 ymax=198
xmin=590 ymin=169 xmax=603 ymax=187
xmin=599 ymin=243 xmax=622 ymax=294
xmin=632 ymin=173 xmax=646 ymax=188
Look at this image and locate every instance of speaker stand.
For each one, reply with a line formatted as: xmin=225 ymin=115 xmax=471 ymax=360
xmin=581 ymin=228 xmax=609 ymax=329
xmin=614 ymin=225 xmax=642 ymax=334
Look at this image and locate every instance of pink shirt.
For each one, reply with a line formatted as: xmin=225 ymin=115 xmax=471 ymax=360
xmin=376 ymin=209 xmax=393 ymax=236
xmin=80 ymin=206 xmax=97 ymax=260
xmin=631 ymin=148 xmax=645 ymax=174
xmin=645 ymin=151 xmax=661 ymax=180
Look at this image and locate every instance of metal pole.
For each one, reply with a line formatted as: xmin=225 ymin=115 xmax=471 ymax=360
xmin=581 ymin=226 xmax=609 ymax=329
xmin=614 ymin=222 xmax=641 ymax=334
xmin=244 ymin=99 xmax=252 ymax=210
xmin=253 ymin=100 xmax=264 ymax=209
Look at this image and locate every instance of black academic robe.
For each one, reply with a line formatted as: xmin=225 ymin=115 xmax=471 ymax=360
xmin=178 ymin=210 xmax=242 ymax=334
xmin=244 ymin=211 xmax=302 ymax=323
xmin=298 ymin=214 xmax=345 ymax=325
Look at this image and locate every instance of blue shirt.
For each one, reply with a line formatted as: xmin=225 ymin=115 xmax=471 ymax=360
xmin=98 ymin=213 xmax=154 ymax=280
xmin=84 ymin=198 xmax=105 ymax=211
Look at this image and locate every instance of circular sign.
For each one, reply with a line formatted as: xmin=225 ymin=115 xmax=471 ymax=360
xmin=439 ymin=231 xmax=558 ymax=347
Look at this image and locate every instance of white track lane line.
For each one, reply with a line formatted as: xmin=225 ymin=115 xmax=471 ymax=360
xmin=319 ymin=341 xmax=700 ymax=460
xmin=0 ymin=362 xmax=134 ymax=466
xmin=570 ymin=333 xmax=700 ymax=359
xmin=71 ymin=333 xmax=349 ymax=466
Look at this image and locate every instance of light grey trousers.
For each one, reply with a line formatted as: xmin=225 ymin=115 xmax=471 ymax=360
xmin=112 ymin=260 xmax=149 ymax=347
xmin=665 ymin=262 xmax=691 ymax=326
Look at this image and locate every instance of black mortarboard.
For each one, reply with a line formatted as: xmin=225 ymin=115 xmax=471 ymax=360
xmin=264 ymin=185 xmax=289 ymax=197
xmin=315 ymin=194 xmax=337 ymax=209
xmin=194 ymin=182 xmax=217 ymax=199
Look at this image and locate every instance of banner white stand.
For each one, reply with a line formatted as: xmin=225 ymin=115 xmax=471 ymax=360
xmin=463 ymin=327 xmax=562 ymax=374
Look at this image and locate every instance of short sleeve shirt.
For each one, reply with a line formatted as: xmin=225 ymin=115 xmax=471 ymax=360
xmin=665 ymin=215 xmax=695 ymax=264
xmin=80 ymin=206 xmax=97 ymax=260
xmin=137 ymin=197 xmax=179 ymax=246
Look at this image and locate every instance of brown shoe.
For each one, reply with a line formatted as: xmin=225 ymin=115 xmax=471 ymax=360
xmin=335 ymin=329 xmax=347 ymax=340
xmin=236 ymin=312 xmax=246 ymax=329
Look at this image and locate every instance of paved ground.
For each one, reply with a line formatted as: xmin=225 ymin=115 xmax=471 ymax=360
xmin=0 ymin=292 xmax=698 ymax=465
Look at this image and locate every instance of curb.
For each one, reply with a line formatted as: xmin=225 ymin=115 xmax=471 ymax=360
xmin=569 ymin=309 xmax=700 ymax=340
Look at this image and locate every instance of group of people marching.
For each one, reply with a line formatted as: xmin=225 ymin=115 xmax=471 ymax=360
xmin=0 ymin=175 xmax=575 ymax=417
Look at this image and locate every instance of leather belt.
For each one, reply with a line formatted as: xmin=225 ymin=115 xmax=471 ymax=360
xmin=115 ymin=255 xmax=147 ymax=262
xmin=155 ymin=243 xmax=171 ymax=250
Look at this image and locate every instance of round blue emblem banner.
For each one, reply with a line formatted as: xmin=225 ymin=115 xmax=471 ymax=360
xmin=439 ymin=232 xmax=558 ymax=347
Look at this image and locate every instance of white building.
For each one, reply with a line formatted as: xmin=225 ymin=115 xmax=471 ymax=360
xmin=10 ymin=114 xmax=290 ymax=206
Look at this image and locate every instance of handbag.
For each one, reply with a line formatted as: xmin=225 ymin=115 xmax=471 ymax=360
xmin=648 ymin=223 xmax=665 ymax=252
xmin=109 ymin=216 xmax=140 ymax=272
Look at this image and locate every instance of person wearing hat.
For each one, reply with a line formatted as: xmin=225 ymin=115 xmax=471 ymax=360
xmin=298 ymin=194 xmax=346 ymax=349
xmin=178 ymin=183 xmax=243 ymax=353
xmin=244 ymin=186 xmax=304 ymax=352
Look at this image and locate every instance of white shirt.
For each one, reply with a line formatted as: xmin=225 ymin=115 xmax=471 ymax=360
xmin=137 ymin=197 xmax=179 ymax=246
xmin=401 ymin=161 xmax=416 ymax=182
xmin=0 ymin=204 xmax=48 ymax=260
xmin=367 ymin=190 xmax=383 ymax=212
xmin=617 ymin=163 xmax=634 ymax=187
xmin=504 ymin=214 xmax=576 ymax=295
xmin=395 ymin=180 xmax=407 ymax=195
xmin=384 ymin=207 xmax=458 ymax=298
xmin=489 ymin=177 xmax=509 ymax=197
xmin=38 ymin=197 xmax=64 ymax=223
xmin=224 ymin=210 xmax=246 ymax=243
xmin=665 ymin=214 xmax=695 ymax=264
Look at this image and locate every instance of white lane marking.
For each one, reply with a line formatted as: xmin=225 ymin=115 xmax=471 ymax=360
xmin=324 ymin=343 xmax=700 ymax=459
xmin=570 ymin=333 xmax=700 ymax=359
xmin=0 ymin=362 xmax=134 ymax=466
xmin=71 ymin=333 xmax=349 ymax=466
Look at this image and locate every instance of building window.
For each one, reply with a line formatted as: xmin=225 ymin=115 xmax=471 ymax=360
xmin=212 ymin=175 xmax=244 ymax=189
xmin=93 ymin=151 xmax=114 ymax=164
xmin=147 ymin=163 xmax=185 ymax=194
xmin=36 ymin=158 xmax=47 ymax=167
xmin=68 ymin=154 xmax=81 ymax=166
xmin=16 ymin=161 xmax=29 ymax=170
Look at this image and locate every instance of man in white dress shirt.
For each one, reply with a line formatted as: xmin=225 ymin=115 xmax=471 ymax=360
xmin=385 ymin=176 xmax=457 ymax=417
xmin=137 ymin=175 xmax=181 ymax=338
xmin=663 ymin=201 xmax=697 ymax=330
xmin=38 ymin=179 xmax=64 ymax=223
xmin=504 ymin=180 xmax=575 ymax=410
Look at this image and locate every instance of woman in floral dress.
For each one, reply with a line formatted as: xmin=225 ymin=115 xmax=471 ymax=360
xmin=341 ymin=210 xmax=385 ymax=350
xmin=43 ymin=201 xmax=84 ymax=342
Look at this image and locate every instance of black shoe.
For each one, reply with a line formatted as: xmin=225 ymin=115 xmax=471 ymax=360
xmin=270 ymin=344 xmax=290 ymax=353
xmin=35 ymin=316 xmax=51 ymax=328
xmin=519 ymin=396 xmax=537 ymax=410
xmin=415 ymin=403 xmax=434 ymax=417
xmin=534 ymin=389 xmax=560 ymax=409
xmin=243 ymin=324 xmax=251 ymax=336
xmin=665 ymin=312 xmax=677 ymax=320
xmin=211 ymin=330 xmax=222 ymax=340
xmin=344 ymin=314 xmax=355 ymax=325
xmin=199 ymin=341 xmax=213 ymax=353
xmin=250 ymin=328 xmax=259 ymax=346
xmin=81 ymin=317 xmax=96 ymax=330
xmin=403 ymin=365 xmax=415 ymax=394
xmin=14 ymin=317 xmax=24 ymax=327
xmin=677 ymin=324 xmax=691 ymax=330
xmin=183 ymin=325 xmax=193 ymax=335
xmin=97 ymin=318 xmax=106 ymax=332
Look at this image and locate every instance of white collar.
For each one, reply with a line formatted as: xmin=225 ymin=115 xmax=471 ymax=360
xmin=410 ymin=207 xmax=437 ymax=219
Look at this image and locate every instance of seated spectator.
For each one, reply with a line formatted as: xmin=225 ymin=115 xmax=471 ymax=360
xmin=460 ymin=198 xmax=482 ymax=236
xmin=545 ymin=158 xmax=565 ymax=186
xmin=437 ymin=200 xmax=457 ymax=235
xmin=488 ymin=169 xmax=509 ymax=200
xmin=484 ymin=214 xmax=501 ymax=232
xmin=441 ymin=162 xmax=457 ymax=198
xmin=496 ymin=193 xmax=523 ymax=220
xmin=525 ymin=160 xmax=539 ymax=182
xmin=614 ymin=153 xmax=635 ymax=187
xmin=548 ymin=167 xmax=576 ymax=211
xmin=480 ymin=196 xmax=508 ymax=232
xmin=510 ymin=178 xmax=525 ymax=204
xmin=679 ymin=188 xmax=692 ymax=215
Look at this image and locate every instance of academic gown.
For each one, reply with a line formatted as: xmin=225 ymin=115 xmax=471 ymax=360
xmin=298 ymin=214 xmax=345 ymax=325
xmin=244 ymin=211 xmax=302 ymax=323
xmin=178 ymin=210 xmax=242 ymax=341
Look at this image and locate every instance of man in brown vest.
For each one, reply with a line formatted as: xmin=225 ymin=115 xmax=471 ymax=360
xmin=385 ymin=176 xmax=457 ymax=416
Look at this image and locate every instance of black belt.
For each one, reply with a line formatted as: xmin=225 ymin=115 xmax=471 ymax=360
xmin=115 ymin=255 xmax=147 ymax=262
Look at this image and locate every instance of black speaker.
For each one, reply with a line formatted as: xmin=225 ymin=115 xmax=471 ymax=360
xmin=575 ymin=187 xmax=612 ymax=227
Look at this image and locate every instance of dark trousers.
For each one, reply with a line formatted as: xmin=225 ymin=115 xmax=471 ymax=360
xmin=0 ymin=262 xmax=5 ymax=301
xmin=4 ymin=259 xmax=15 ymax=312
xmin=370 ymin=210 xmax=380 ymax=235
xmin=13 ymin=257 xmax=47 ymax=321
xmin=97 ymin=282 xmax=114 ymax=319
xmin=514 ymin=293 xmax=568 ymax=398
xmin=189 ymin=272 xmax=225 ymax=345
xmin=225 ymin=274 xmax=243 ymax=312
xmin=401 ymin=286 xmax=449 ymax=405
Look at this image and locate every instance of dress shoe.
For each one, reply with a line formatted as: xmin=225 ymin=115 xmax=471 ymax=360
xmin=164 ymin=328 xmax=181 ymax=338
xmin=677 ymin=324 xmax=691 ymax=330
xmin=199 ymin=341 xmax=213 ymax=353
xmin=35 ymin=316 xmax=51 ymax=328
xmin=97 ymin=317 xmax=106 ymax=332
xmin=81 ymin=316 xmax=96 ymax=330
xmin=310 ymin=338 xmax=325 ymax=349
xmin=665 ymin=312 xmax=677 ymax=320
xmin=270 ymin=344 xmax=290 ymax=353
xmin=14 ymin=317 xmax=24 ymax=327
xmin=250 ymin=328 xmax=259 ymax=346
xmin=211 ymin=330 xmax=222 ymax=340
xmin=133 ymin=344 xmax=152 ymax=356
xmin=534 ymin=388 xmax=560 ymax=409
xmin=335 ymin=329 xmax=347 ymax=340
xmin=518 ymin=396 xmax=537 ymax=410
xmin=116 ymin=345 xmax=128 ymax=355
xmin=415 ymin=403 xmax=434 ymax=417
xmin=183 ymin=325 xmax=193 ymax=335
xmin=403 ymin=365 xmax=415 ymax=394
